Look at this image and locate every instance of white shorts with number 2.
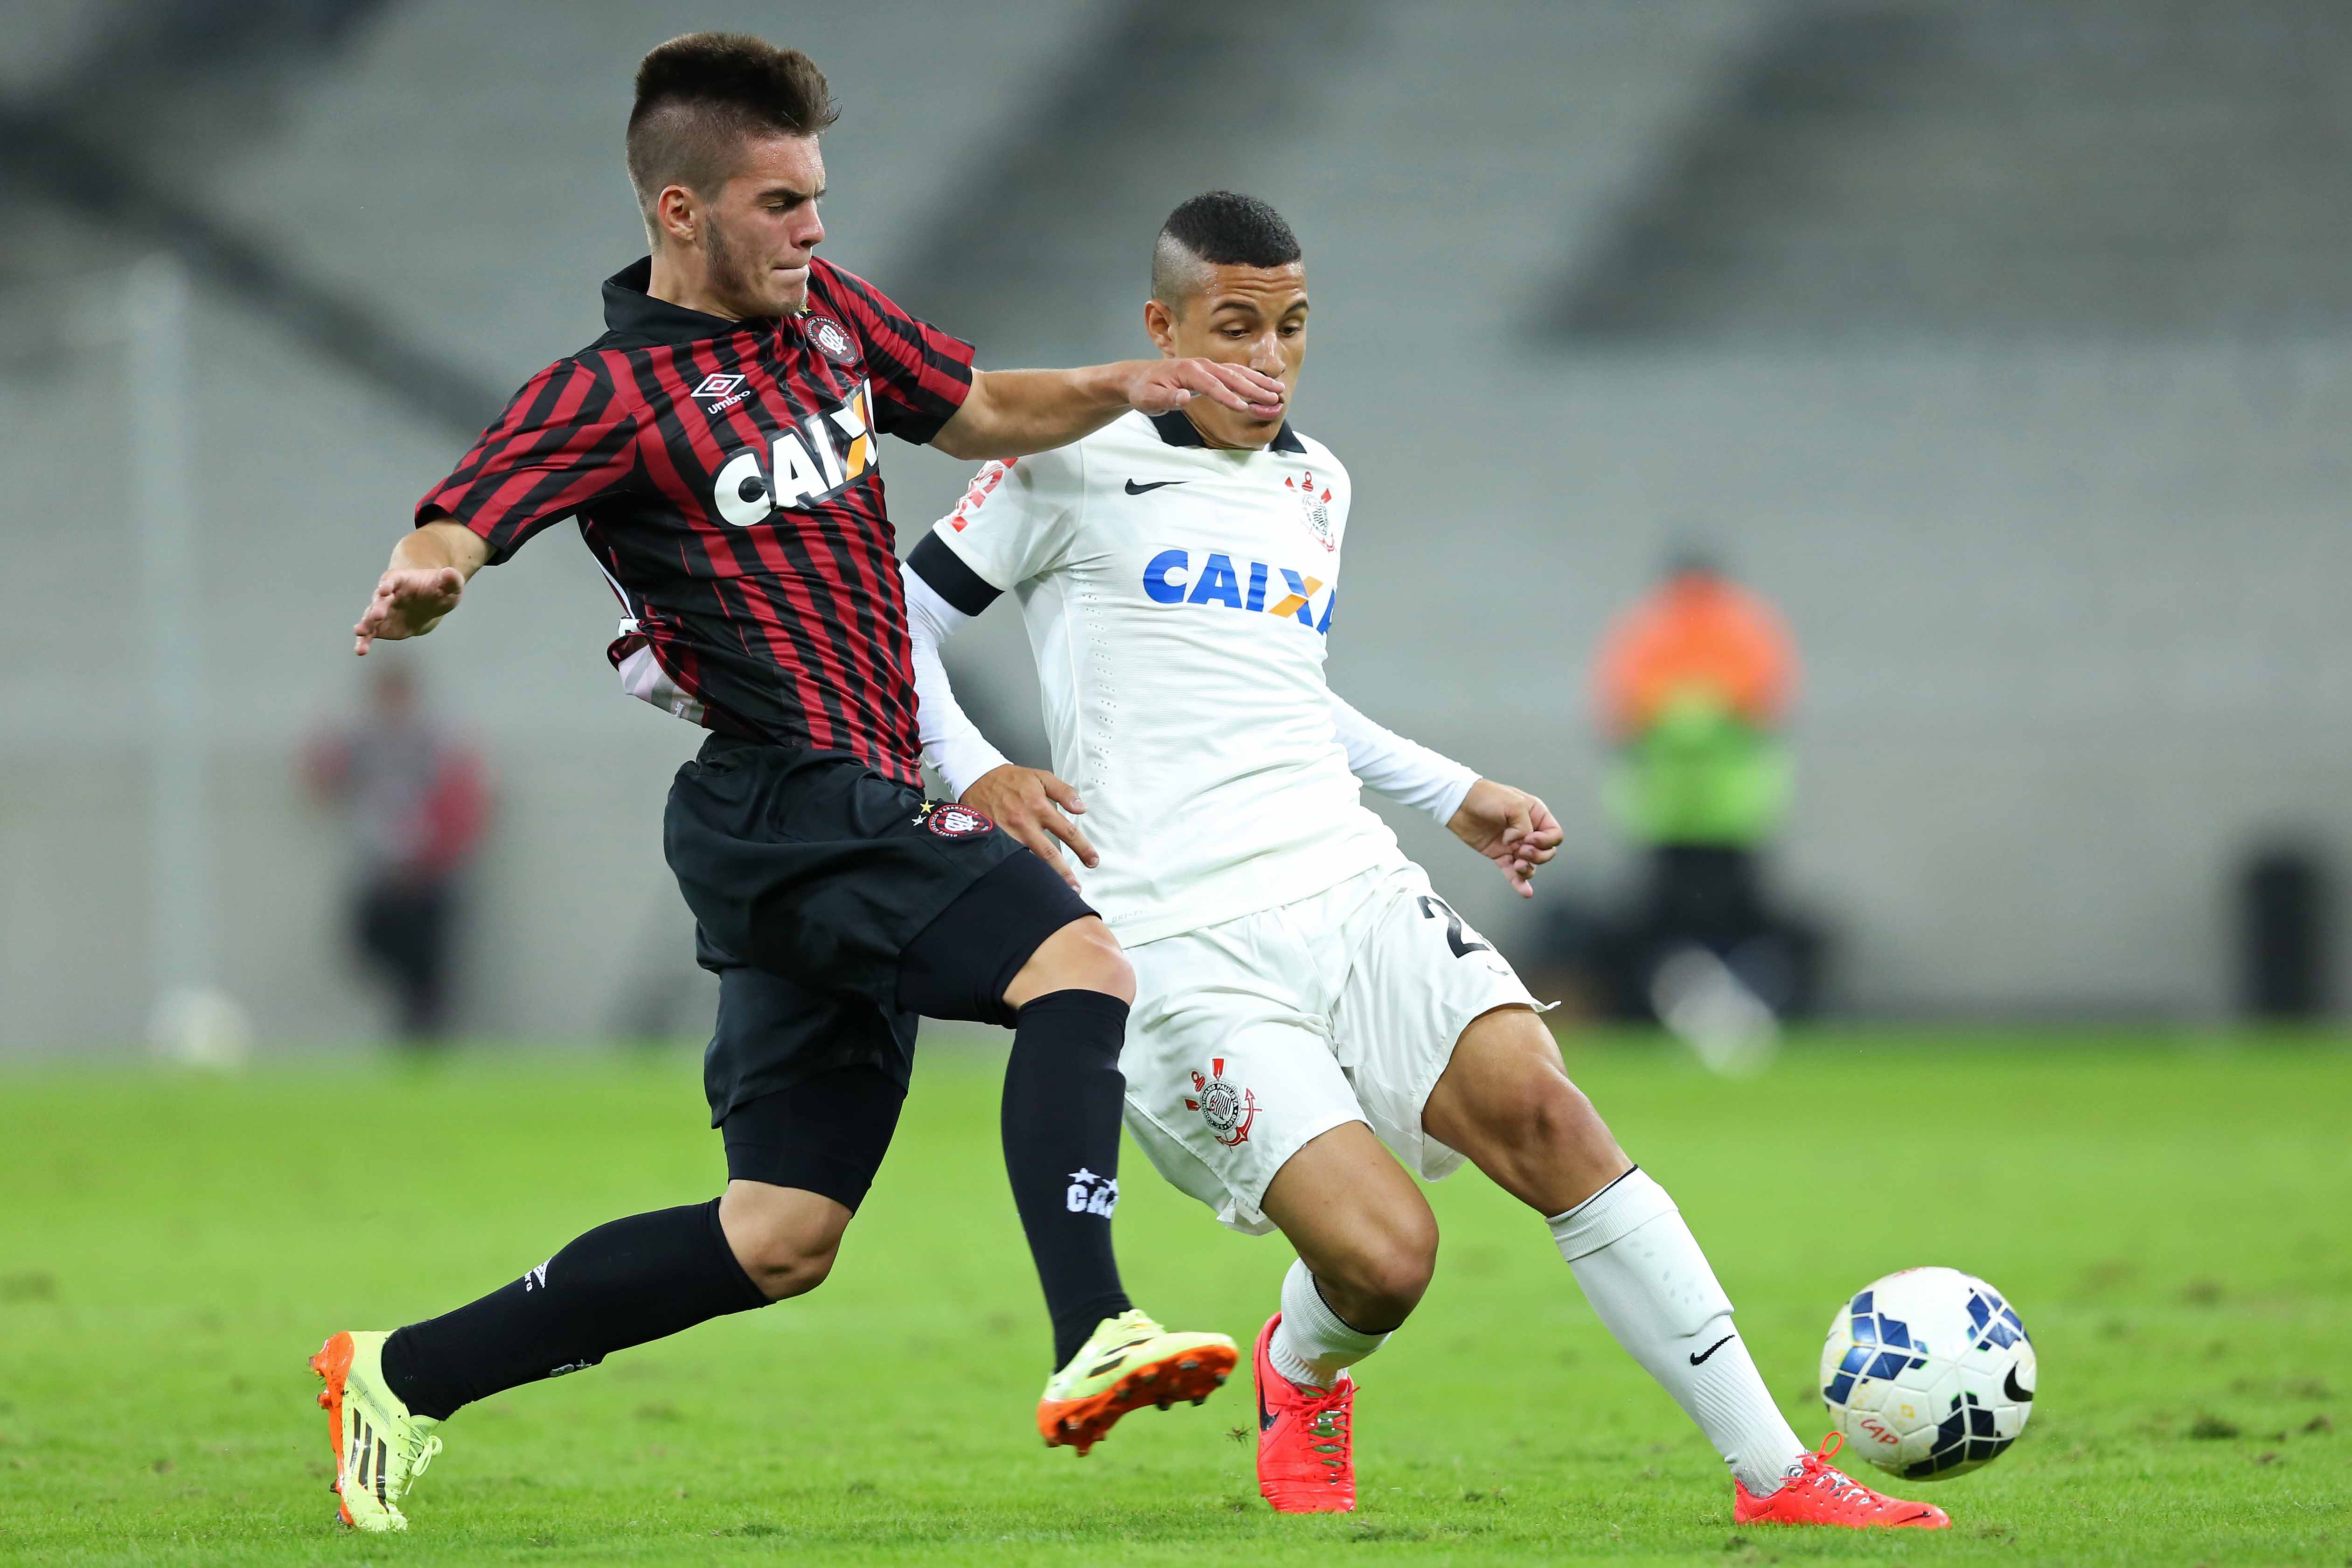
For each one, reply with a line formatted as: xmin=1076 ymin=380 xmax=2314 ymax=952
xmin=1120 ymin=860 xmax=1546 ymax=1235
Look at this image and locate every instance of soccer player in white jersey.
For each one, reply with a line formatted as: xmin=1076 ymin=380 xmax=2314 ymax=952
xmin=898 ymin=193 xmax=1948 ymax=1531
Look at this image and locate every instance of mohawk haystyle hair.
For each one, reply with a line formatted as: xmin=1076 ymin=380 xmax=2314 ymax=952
xmin=1152 ymin=191 xmax=1301 ymax=308
xmin=626 ymin=33 xmax=838 ymax=230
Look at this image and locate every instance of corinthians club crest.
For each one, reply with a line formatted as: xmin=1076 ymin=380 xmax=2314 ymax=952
xmin=1184 ymin=1057 xmax=1258 ymax=1147
xmin=1284 ymin=470 xmax=1336 ymax=553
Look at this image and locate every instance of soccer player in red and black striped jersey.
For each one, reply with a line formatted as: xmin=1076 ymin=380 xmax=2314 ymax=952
xmin=305 ymin=34 xmax=1279 ymax=1533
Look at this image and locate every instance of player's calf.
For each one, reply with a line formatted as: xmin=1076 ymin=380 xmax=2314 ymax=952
xmin=363 ymin=1199 xmax=775 ymax=1440
xmin=905 ymin=871 xmax=1233 ymax=1450
xmin=1427 ymin=1006 xmax=1816 ymax=1500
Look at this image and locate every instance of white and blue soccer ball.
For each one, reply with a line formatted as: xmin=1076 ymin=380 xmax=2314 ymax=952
xmin=1819 ymin=1267 xmax=2036 ymax=1480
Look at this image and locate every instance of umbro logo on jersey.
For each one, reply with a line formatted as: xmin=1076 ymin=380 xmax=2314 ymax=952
xmin=690 ymin=372 xmax=752 ymax=414
xmin=710 ymin=381 xmax=877 ymax=525
xmin=1124 ymin=478 xmax=1186 ymax=495
xmin=1141 ymin=548 xmax=1336 ymax=635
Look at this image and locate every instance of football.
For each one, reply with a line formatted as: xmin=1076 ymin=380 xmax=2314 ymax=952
xmin=1819 ymin=1267 xmax=2036 ymax=1480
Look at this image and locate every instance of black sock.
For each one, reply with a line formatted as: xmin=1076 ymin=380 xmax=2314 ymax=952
xmin=379 ymin=1198 xmax=768 ymax=1421
xmin=1002 ymin=989 xmax=1134 ymax=1368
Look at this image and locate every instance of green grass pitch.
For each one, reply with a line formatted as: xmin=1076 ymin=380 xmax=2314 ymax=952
xmin=1 ymin=1031 xmax=2345 ymax=1565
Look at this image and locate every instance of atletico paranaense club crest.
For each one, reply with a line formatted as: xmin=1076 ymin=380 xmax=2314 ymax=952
xmin=801 ymin=312 xmax=859 ymax=367
xmin=918 ymin=801 xmax=994 ymax=839
xmin=1285 ymin=471 xmax=1336 ymax=552
xmin=1185 ymin=1058 xmax=1259 ymax=1147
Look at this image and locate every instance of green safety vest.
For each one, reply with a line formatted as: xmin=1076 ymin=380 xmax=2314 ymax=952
xmin=1605 ymin=690 xmax=1790 ymax=847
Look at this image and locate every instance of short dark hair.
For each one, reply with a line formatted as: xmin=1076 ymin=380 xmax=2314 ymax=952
xmin=1152 ymin=191 xmax=1301 ymax=308
xmin=626 ymin=34 xmax=838 ymax=233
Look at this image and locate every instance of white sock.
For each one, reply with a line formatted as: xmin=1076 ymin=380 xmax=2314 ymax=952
xmin=1268 ymin=1258 xmax=1387 ymax=1392
xmin=1550 ymin=1168 xmax=1806 ymax=1495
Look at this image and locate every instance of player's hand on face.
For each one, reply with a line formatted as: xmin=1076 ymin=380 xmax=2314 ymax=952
xmin=353 ymin=567 xmax=467 ymax=655
xmin=1126 ymin=358 xmax=1286 ymax=421
xmin=1446 ymin=779 xmax=1564 ymax=899
xmin=961 ymin=765 xmax=1099 ymax=891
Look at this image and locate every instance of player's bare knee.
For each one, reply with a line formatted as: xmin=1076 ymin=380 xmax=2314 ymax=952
xmin=1365 ymin=1240 xmax=1437 ymax=1320
xmin=738 ymin=1232 xmax=839 ymax=1301
xmin=1524 ymin=1068 xmax=1608 ymax=1155
xmin=719 ymin=1182 xmax=852 ymax=1302
xmin=1025 ymin=917 xmax=1134 ymax=1005
xmin=1327 ymin=1212 xmax=1437 ymax=1324
xmin=1085 ymin=948 xmax=1137 ymax=1005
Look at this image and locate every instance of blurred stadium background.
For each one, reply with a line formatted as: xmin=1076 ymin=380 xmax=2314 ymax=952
xmin=6 ymin=0 xmax=2352 ymax=1052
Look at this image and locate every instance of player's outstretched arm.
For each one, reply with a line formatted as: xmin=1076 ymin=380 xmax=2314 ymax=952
xmin=930 ymin=360 xmax=1287 ymax=462
xmin=1328 ymin=692 xmax=1563 ymax=897
xmin=353 ymin=517 xmax=490 ymax=655
xmin=1447 ymin=780 xmax=1564 ymax=899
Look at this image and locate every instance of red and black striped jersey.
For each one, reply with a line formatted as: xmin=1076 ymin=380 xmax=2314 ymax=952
xmin=418 ymin=256 xmax=975 ymax=785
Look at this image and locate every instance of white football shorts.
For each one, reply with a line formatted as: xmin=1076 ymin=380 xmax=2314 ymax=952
xmin=1120 ymin=860 xmax=1545 ymax=1235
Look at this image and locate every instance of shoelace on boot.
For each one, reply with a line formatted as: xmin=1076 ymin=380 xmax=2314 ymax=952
xmin=1298 ymin=1389 xmax=1352 ymax=1473
xmin=395 ymin=1434 xmax=444 ymax=1496
xmin=1786 ymin=1432 xmax=1897 ymax=1510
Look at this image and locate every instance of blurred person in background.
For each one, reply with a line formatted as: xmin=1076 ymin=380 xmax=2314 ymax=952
xmin=1587 ymin=552 xmax=1820 ymax=1068
xmin=304 ymin=662 xmax=491 ymax=1044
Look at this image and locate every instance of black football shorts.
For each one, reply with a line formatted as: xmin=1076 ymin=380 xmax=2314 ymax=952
xmin=663 ymin=736 xmax=1093 ymax=1208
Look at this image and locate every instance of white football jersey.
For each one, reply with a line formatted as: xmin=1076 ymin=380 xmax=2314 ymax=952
xmin=924 ymin=410 xmax=1405 ymax=945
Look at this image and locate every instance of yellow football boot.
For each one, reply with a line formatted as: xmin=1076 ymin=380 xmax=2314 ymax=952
xmin=1037 ymin=1309 xmax=1237 ymax=1456
xmin=309 ymin=1331 xmax=443 ymax=1532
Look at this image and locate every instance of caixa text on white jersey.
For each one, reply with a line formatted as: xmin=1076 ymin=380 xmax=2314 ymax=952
xmin=1141 ymin=548 xmax=1337 ymax=634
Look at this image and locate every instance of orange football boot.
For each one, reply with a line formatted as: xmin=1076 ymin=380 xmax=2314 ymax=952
xmin=1734 ymin=1433 xmax=1950 ymax=1529
xmin=307 ymin=1330 xmax=441 ymax=1532
xmin=1253 ymin=1313 xmax=1357 ymax=1513
xmin=1036 ymin=1309 xmax=1237 ymax=1456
